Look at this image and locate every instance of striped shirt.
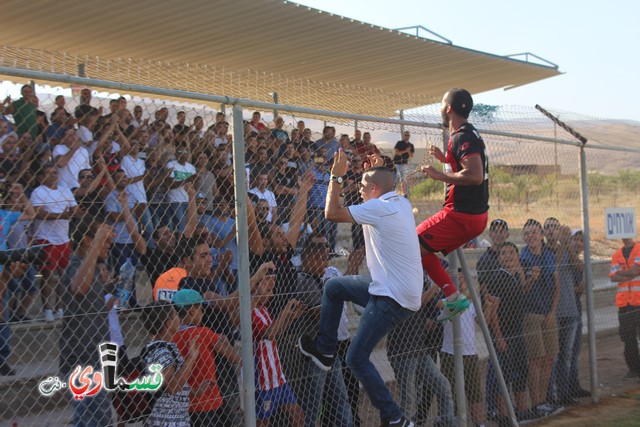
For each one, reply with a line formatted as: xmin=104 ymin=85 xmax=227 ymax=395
xmin=252 ymin=306 xmax=287 ymax=391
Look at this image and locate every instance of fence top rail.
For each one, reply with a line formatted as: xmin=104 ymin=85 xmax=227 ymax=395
xmin=3 ymin=65 xmax=640 ymax=154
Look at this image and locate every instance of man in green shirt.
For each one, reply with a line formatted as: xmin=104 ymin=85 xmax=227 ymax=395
xmin=5 ymin=84 xmax=38 ymax=139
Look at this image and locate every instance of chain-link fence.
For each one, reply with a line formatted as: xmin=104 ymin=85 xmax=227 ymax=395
xmin=1 ymin=70 xmax=639 ymax=427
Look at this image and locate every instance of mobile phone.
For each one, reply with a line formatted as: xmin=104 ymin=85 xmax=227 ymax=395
xmin=314 ymin=156 xmax=324 ymax=164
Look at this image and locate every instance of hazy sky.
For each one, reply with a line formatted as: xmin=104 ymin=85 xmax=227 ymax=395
xmin=295 ymin=0 xmax=639 ymax=121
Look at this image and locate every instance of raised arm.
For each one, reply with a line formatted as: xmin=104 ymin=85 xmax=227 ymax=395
xmin=183 ymin=183 xmax=197 ymax=238
xmin=54 ymin=140 xmax=82 ymax=168
xmin=246 ymin=196 xmax=264 ymax=255
xmin=264 ymin=297 xmax=306 ymax=340
xmin=70 ymin=224 xmax=114 ymax=295
xmin=9 ymin=184 xmax=36 ymax=221
xmin=324 ymin=149 xmax=354 ymax=224
xmin=118 ymin=191 xmax=147 ymax=255
xmin=285 ymin=171 xmax=315 ymax=248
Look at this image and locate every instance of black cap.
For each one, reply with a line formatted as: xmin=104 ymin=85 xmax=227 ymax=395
xmin=446 ymin=88 xmax=473 ymax=118
xmin=490 ymin=219 xmax=508 ymax=231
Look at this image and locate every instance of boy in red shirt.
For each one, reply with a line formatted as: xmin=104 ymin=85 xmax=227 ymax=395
xmin=172 ymin=289 xmax=241 ymax=427
xmin=252 ymin=272 xmax=306 ymax=427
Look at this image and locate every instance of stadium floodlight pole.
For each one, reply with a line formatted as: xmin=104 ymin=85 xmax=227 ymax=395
xmin=535 ymin=104 xmax=598 ymax=403
xmin=230 ymin=103 xmax=258 ymax=426
xmin=456 ymin=249 xmax=518 ymax=427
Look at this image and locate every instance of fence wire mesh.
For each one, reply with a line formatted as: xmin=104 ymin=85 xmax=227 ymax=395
xmin=0 ymin=78 xmax=639 ymax=427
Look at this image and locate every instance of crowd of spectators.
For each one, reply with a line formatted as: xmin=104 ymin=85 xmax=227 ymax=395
xmin=0 ymin=85 xmax=591 ymax=427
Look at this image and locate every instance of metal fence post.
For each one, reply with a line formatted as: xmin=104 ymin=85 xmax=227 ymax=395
xmin=447 ymin=254 xmax=467 ymax=427
xmin=231 ymin=103 xmax=257 ymax=426
xmin=456 ymin=249 xmax=518 ymax=426
xmin=579 ymin=145 xmax=599 ymax=403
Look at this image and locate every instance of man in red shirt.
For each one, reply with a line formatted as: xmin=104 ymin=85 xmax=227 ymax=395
xmin=417 ymin=88 xmax=489 ymax=321
xmin=172 ymin=289 xmax=241 ymax=427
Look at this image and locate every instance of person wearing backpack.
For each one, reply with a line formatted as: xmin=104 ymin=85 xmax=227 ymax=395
xmin=172 ymin=288 xmax=242 ymax=426
xmin=140 ymin=301 xmax=200 ymax=427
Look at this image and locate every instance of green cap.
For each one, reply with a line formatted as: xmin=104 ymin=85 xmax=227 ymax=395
xmin=172 ymin=289 xmax=204 ymax=308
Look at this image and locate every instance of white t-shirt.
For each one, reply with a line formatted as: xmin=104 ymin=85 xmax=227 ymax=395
xmin=249 ymin=188 xmax=278 ymax=223
xmin=30 ymin=185 xmax=77 ymax=244
xmin=348 ymin=191 xmax=422 ymax=311
xmin=214 ymin=135 xmax=229 ymax=147
xmin=76 ymin=125 xmax=93 ymax=147
xmin=442 ymin=303 xmax=477 ymax=356
xmin=166 ymin=160 xmax=195 ymax=203
xmin=52 ymin=144 xmax=91 ymax=190
xmin=121 ymin=155 xmax=148 ymax=203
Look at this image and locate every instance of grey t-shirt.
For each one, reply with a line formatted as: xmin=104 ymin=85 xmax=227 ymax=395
xmin=59 ymin=253 xmax=109 ymax=376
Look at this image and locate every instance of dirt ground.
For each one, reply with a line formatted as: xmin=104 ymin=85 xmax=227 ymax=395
xmin=534 ymin=331 xmax=640 ymax=427
xmin=355 ymin=331 xmax=640 ymax=426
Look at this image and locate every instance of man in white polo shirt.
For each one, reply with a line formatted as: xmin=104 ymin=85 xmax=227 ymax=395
xmin=53 ymin=128 xmax=91 ymax=190
xmin=298 ymin=150 xmax=422 ymax=427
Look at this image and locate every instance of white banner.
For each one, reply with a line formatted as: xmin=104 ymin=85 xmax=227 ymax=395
xmin=605 ymin=208 xmax=636 ymax=239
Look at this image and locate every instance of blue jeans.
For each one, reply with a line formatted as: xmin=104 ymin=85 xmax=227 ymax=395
xmin=316 ymin=275 xmax=414 ymax=422
xmin=569 ymin=312 xmax=583 ymax=392
xmin=299 ymin=357 xmax=354 ymax=427
xmin=389 ymin=354 xmax=455 ymax=426
xmin=550 ymin=316 xmax=580 ymax=400
xmin=71 ymin=390 xmax=113 ymax=426
xmin=395 ymin=163 xmax=411 ymax=197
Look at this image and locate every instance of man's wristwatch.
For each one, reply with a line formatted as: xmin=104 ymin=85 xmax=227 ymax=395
xmin=331 ymin=175 xmax=344 ymax=184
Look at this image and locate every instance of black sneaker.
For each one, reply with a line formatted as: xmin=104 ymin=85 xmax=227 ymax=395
xmin=572 ymin=388 xmax=591 ymax=398
xmin=383 ymin=417 xmax=414 ymax=427
xmin=298 ymin=335 xmax=333 ymax=372
xmin=557 ymin=397 xmax=579 ymax=406
xmin=517 ymin=408 xmax=541 ymax=422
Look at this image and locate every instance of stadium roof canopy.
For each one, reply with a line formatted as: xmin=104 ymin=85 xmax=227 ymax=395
xmin=0 ymin=0 xmax=562 ymax=116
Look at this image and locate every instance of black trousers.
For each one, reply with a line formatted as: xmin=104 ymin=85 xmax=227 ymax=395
xmin=619 ymin=305 xmax=640 ymax=374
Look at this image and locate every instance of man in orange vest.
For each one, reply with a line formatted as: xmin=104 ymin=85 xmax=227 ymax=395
xmin=609 ymin=238 xmax=640 ymax=379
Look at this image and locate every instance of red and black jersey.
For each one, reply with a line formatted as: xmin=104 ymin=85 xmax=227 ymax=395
xmin=443 ymin=123 xmax=489 ymax=214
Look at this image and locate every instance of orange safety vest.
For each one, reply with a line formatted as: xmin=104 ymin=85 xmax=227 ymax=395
xmin=153 ymin=267 xmax=187 ymax=302
xmin=609 ymin=242 xmax=640 ymax=307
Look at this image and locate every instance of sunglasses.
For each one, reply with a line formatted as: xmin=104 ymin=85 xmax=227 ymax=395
xmin=80 ymin=174 xmax=95 ymax=179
